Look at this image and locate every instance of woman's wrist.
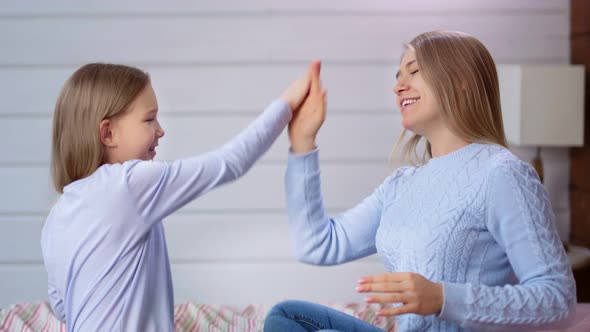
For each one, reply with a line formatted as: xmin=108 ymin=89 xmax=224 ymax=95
xmin=291 ymin=138 xmax=316 ymax=154
xmin=435 ymin=282 xmax=444 ymax=314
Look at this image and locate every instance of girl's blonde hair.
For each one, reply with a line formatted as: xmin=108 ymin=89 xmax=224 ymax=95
xmin=51 ymin=63 xmax=150 ymax=193
xmin=395 ymin=30 xmax=508 ymax=165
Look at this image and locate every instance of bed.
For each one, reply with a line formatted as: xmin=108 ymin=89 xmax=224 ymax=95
xmin=0 ymin=302 xmax=395 ymax=331
xmin=2 ymin=301 xmax=590 ymax=331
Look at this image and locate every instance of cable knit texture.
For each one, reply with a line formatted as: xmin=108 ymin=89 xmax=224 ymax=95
xmin=285 ymin=143 xmax=575 ymax=331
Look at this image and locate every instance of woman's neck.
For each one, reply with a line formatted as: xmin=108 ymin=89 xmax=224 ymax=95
xmin=426 ymin=128 xmax=471 ymax=158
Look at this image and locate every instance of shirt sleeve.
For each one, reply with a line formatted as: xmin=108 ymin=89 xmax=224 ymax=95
xmin=126 ymin=99 xmax=291 ymax=224
xmin=285 ymin=147 xmax=407 ymax=265
xmin=438 ymin=158 xmax=576 ymax=331
xmin=48 ymin=283 xmax=66 ymax=322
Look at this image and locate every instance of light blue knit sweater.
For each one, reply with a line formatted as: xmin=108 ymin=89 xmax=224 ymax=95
xmin=285 ymin=143 xmax=576 ymax=331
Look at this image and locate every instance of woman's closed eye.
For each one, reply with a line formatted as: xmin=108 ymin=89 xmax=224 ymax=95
xmin=411 ymin=69 xmax=419 ymax=75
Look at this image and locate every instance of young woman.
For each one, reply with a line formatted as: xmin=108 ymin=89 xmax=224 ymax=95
xmin=265 ymin=30 xmax=576 ymax=332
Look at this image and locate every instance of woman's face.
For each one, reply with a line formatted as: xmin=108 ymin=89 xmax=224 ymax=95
xmin=393 ymin=49 xmax=442 ymax=137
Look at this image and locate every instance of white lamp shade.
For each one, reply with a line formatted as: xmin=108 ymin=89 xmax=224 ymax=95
xmin=498 ymin=65 xmax=585 ymax=146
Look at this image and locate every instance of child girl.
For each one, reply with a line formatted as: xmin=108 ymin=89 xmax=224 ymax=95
xmin=264 ymin=31 xmax=576 ymax=331
xmin=41 ymin=61 xmax=320 ymax=331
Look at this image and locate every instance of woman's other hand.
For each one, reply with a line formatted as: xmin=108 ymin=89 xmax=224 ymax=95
xmin=356 ymin=272 xmax=444 ymax=316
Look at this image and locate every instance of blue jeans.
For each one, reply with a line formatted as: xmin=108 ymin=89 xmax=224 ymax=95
xmin=263 ymin=300 xmax=386 ymax=332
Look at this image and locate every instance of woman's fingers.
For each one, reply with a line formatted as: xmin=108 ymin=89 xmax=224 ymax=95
xmin=309 ymin=60 xmax=322 ymax=94
xmin=359 ymin=272 xmax=414 ymax=284
xmin=364 ymin=293 xmax=408 ymax=304
xmin=356 ymin=282 xmax=406 ymax=293
xmin=377 ymin=304 xmax=417 ymax=317
xmin=356 ymin=272 xmax=444 ymax=316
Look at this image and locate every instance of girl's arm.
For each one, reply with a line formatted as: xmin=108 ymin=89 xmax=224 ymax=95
xmin=47 ymin=283 xmax=66 ymax=321
xmin=125 ymin=63 xmax=317 ymax=224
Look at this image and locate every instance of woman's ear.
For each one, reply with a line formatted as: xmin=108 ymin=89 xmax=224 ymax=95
xmin=99 ymin=119 xmax=116 ymax=147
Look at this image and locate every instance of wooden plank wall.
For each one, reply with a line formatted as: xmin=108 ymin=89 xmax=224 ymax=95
xmin=569 ymin=0 xmax=590 ymax=302
xmin=0 ymin=0 xmax=571 ymax=307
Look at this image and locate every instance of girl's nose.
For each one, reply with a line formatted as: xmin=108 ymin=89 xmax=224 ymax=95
xmin=157 ymin=122 xmax=165 ymax=138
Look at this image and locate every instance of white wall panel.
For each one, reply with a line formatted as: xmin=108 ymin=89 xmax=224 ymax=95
xmin=0 ymin=260 xmax=386 ymax=307
xmin=0 ymin=0 xmax=572 ymax=310
xmin=0 ymin=0 xmax=567 ymax=15
xmin=0 ymin=15 xmax=568 ymax=65
xmin=0 ymin=214 xmax=386 ymax=263
xmin=0 ymin=163 xmax=394 ymax=214
xmin=2 ymin=114 xmax=400 ymax=164
xmin=0 ymin=64 xmax=397 ymax=115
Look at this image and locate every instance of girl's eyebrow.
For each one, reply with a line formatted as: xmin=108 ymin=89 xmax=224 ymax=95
xmin=395 ymin=59 xmax=417 ymax=79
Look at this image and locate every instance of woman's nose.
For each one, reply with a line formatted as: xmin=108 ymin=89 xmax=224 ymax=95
xmin=394 ymin=81 xmax=407 ymax=96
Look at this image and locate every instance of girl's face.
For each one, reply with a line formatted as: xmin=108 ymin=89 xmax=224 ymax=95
xmin=393 ymin=49 xmax=442 ymax=137
xmin=106 ymin=84 xmax=165 ymax=163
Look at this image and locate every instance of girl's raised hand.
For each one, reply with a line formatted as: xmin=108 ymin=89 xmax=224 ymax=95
xmin=356 ymin=272 xmax=444 ymax=317
xmin=288 ymin=60 xmax=326 ymax=154
xmin=280 ymin=61 xmax=316 ymax=113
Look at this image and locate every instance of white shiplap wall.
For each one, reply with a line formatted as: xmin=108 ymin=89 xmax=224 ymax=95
xmin=0 ymin=0 xmax=572 ymax=308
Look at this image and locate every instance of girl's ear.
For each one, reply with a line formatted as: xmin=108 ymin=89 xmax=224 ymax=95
xmin=99 ymin=119 xmax=116 ymax=147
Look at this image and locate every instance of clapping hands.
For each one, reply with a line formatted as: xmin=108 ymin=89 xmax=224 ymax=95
xmin=281 ymin=60 xmax=327 ymax=154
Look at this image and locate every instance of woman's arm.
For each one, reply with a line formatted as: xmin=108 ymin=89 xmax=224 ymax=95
xmin=439 ymin=158 xmax=576 ymax=331
xmin=286 ymin=148 xmax=405 ymax=265
xmin=285 ymin=62 xmax=406 ymax=265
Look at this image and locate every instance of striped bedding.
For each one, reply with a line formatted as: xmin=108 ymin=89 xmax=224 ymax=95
xmin=2 ymin=302 xmax=590 ymax=331
xmin=0 ymin=302 xmax=396 ymax=331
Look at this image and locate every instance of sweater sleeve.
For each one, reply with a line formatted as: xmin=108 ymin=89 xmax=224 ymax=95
xmin=285 ymin=148 xmax=406 ymax=265
xmin=439 ymin=158 xmax=576 ymax=331
xmin=125 ymin=99 xmax=291 ymax=224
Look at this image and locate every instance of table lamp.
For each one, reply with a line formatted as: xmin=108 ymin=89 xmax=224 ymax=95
xmin=498 ymin=64 xmax=588 ymax=269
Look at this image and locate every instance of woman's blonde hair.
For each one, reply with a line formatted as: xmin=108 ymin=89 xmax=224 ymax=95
xmin=51 ymin=63 xmax=150 ymax=193
xmin=395 ymin=30 xmax=508 ymax=165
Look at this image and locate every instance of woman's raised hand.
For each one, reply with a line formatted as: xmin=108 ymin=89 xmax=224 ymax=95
xmin=288 ymin=60 xmax=326 ymax=154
